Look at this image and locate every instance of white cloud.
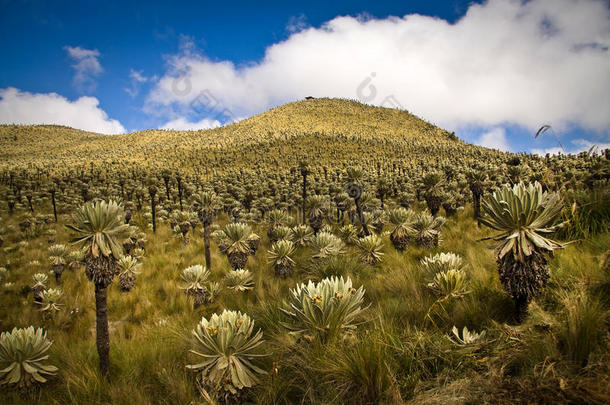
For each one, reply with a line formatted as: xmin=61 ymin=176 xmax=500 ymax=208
xmin=477 ymin=127 xmax=511 ymax=151
xmin=531 ymin=146 xmax=564 ymax=156
xmin=64 ymin=46 xmax=103 ymax=93
xmin=125 ymin=69 xmax=149 ymax=97
xmin=160 ymin=117 xmax=221 ymax=130
xmin=129 ymin=69 xmax=148 ymax=83
xmin=571 ymin=139 xmax=610 ymax=153
xmin=148 ymin=0 xmax=610 ymax=134
xmin=531 ymin=138 xmax=610 ymax=155
xmin=0 ymin=87 xmax=125 ymax=134
xmin=286 ymin=14 xmax=309 ymax=34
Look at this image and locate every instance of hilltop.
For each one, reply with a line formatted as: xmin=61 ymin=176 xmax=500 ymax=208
xmin=0 ymin=98 xmax=509 ymax=175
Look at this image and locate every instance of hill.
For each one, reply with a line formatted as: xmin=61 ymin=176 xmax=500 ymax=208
xmin=0 ymin=98 xmax=509 ymax=176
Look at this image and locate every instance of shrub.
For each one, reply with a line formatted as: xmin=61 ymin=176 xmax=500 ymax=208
xmin=282 ymin=276 xmax=366 ymax=342
xmin=180 ymin=265 xmax=210 ymax=307
xmin=267 ymin=240 xmax=296 ymax=278
xmin=225 ymin=269 xmax=254 ymax=292
xmin=310 ymin=232 xmax=345 ymax=260
xmin=186 ymin=310 xmax=267 ymax=401
xmin=0 ymin=327 xmax=58 ymax=395
xmin=356 ymin=234 xmax=385 ymax=265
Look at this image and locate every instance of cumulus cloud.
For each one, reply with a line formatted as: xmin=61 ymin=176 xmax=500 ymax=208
xmin=148 ymin=0 xmax=610 ymax=135
xmin=532 ymin=138 xmax=610 ymax=155
xmin=160 ymin=117 xmax=221 ymax=130
xmin=477 ymin=127 xmax=511 ymax=152
xmin=0 ymin=87 xmax=125 ymax=134
xmin=64 ymin=45 xmax=103 ymax=93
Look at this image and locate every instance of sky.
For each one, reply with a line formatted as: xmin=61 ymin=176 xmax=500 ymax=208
xmin=0 ymin=0 xmax=609 ymax=155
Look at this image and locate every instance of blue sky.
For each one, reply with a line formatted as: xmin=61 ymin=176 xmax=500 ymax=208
xmin=1 ymin=0 xmax=609 ymax=155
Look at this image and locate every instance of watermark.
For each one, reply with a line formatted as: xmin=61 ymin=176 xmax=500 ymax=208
xmin=345 ymin=182 xmax=362 ymax=200
xmin=356 ymin=72 xmax=404 ymax=110
xmin=170 ymin=72 xmax=237 ymax=124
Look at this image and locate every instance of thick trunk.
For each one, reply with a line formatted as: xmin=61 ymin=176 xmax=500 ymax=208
xmin=203 ymin=223 xmax=211 ymax=269
xmin=51 ymin=192 xmax=57 ymax=222
xmin=472 ymin=192 xmax=481 ymax=224
xmin=95 ymin=284 xmax=111 ymax=377
xmin=425 ymin=195 xmax=443 ymax=216
xmin=53 ymin=264 xmax=64 ymax=283
xmin=151 ymin=199 xmax=156 ymax=233
xmin=177 ymin=177 xmax=183 ymax=211
xmin=355 ymin=198 xmax=370 ymax=236
xmin=164 ymin=179 xmax=170 ymax=201
xmin=274 ymin=263 xmax=292 ymax=278
xmin=302 ymin=174 xmax=307 ymax=225
xmin=498 ymin=251 xmax=549 ymax=324
xmin=514 ymin=295 xmax=529 ymax=323
xmin=228 ymin=251 xmax=249 ymax=270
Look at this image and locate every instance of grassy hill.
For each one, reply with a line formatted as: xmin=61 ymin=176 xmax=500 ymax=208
xmin=0 ymin=98 xmax=507 ymax=175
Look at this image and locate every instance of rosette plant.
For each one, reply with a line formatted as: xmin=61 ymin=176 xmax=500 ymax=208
xmin=268 ymin=225 xmax=292 ymax=244
xmin=420 ymin=252 xmax=469 ymax=327
xmin=281 ymin=276 xmax=366 ymax=342
xmin=181 ymin=264 xmax=210 ymax=307
xmin=0 ymin=326 xmax=58 ymax=396
xmin=306 ymin=195 xmax=327 ymax=234
xmin=186 ymin=310 xmax=267 ymax=402
xmin=310 ymin=232 xmax=345 ymax=260
xmin=421 ymin=172 xmax=445 ymax=216
xmin=480 ymin=181 xmax=565 ymax=321
xmin=117 ymin=255 xmax=141 ymax=292
xmin=225 ymin=269 xmax=254 ymax=292
xmin=48 ymin=244 xmax=67 ymax=283
xmin=266 ymin=209 xmax=293 ymax=240
xmin=356 ymin=234 xmax=385 ymax=265
xmin=37 ymin=288 xmax=63 ymax=314
xmin=67 ymin=199 xmax=130 ymax=377
xmin=31 ymin=273 xmax=48 ymax=304
xmin=413 ymin=212 xmax=446 ymax=248
xmin=289 ymin=224 xmax=313 ymax=247
xmin=388 ymin=207 xmax=415 ymax=251
xmin=267 ymin=239 xmax=296 ymax=278
xmin=215 ymin=223 xmax=256 ymax=269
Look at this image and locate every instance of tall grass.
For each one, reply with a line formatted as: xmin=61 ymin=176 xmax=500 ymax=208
xmin=0 ymin=206 xmax=609 ymax=403
xmin=558 ymin=289 xmax=607 ymax=367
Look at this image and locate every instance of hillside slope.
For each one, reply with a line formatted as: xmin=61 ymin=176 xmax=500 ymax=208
xmin=0 ymin=98 xmax=508 ymax=175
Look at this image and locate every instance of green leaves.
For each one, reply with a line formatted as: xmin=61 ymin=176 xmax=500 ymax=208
xmin=356 ymin=234 xmax=385 ymax=265
xmin=225 ymin=269 xmax=254 ymax=292
xmin=214 ymin=223 xmax=256 ymax=255
xmin=186 ymin=310 xmax=267 ymax=399
xmin=0 ymin=327 xmax=58 ymax=389
xmin=117 ymin=255 xmax=141 ymax=276
xmin=47 ymin=244 xmax=67 ymax=265
xmin=281 ymin=276 xmax=367 ymax=342
xmin=67 ymin=200 xmax=131 ymax=260
xmin=267 ymin=239 xmax=296 ymax=267
xmin=310 ymin=232 xmax=346 ymax=260
xmin=421 ymin=252 xmax=469 ymax=298
xmin=420 ymin=252 xmax=465 ymax=278
xmin=180 ymin=264 xmax=210 ymax=292
xmin=37 ymin=288 xmax=63 ymax=312
xmin=480 ymin=182 xmax=565 ymax=261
